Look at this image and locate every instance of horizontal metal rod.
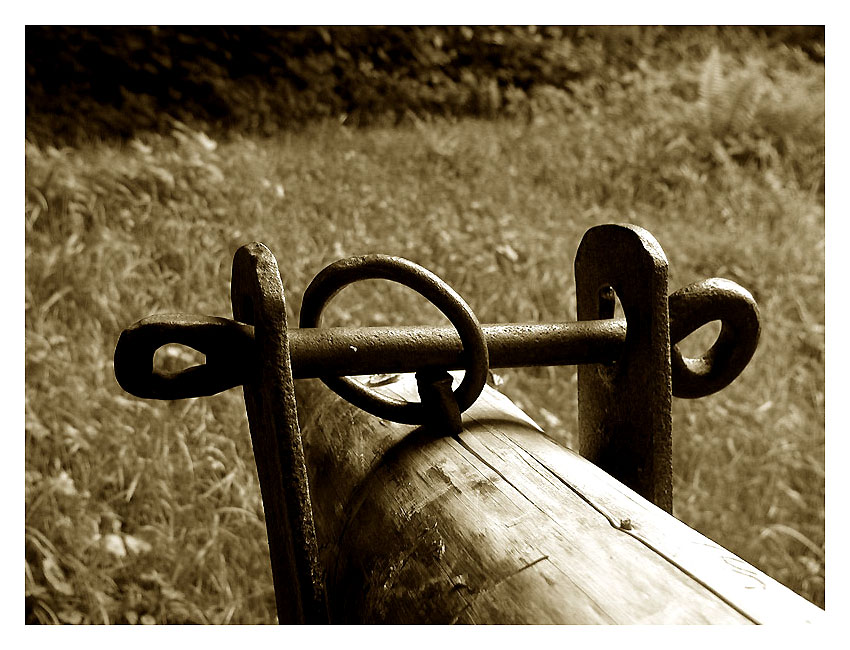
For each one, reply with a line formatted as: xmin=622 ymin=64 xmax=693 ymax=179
xmin=116 ymin=276 xmax=759 ymax=401
xmin=114 ymin=315 xmax=628 ymax=400
xmin=288 ymin=319 xmax=626 ymax=379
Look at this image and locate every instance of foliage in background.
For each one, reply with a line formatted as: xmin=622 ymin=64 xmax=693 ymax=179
xmin=26 ymin=25 xmax=823 ymax=144
xmin=26 ymin=26 xmax=824 ymax=623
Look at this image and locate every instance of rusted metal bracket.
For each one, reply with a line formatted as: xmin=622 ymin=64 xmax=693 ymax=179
xmin=576 ymin=225 xmax=673 ymax=511
xmin=113 ymin=223 xmax=761 ymax=622
xmin=230 ymin=243 xmax=328 ymax=624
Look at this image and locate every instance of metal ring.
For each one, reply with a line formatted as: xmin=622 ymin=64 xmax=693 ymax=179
xmin=114 ymin=314 xmax=254 ymax=400
xmin=299 ymin=254 xmax=489 ymax=425
xmin=669 ymin=278 xmax=761 ymax=398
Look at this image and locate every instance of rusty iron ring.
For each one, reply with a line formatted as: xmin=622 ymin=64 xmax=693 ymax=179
xmin=299 ymin=254 xmax=490 ymax=425
xmin=669 ymin=278 xmax=761 ymax=398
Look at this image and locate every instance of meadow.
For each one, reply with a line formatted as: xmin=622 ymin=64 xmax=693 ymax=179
xmin=25 ymin=39 xmax=824 ymax=623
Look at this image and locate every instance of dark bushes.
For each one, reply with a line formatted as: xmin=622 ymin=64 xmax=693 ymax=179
xmin=25 ymin=26 xmax=823 ymax=143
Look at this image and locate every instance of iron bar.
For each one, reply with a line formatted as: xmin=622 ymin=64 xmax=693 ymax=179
xmin=115 ymin=316 xmax=627 ymax=400
xmin=288 ymin=319 xmax=626 ymax=378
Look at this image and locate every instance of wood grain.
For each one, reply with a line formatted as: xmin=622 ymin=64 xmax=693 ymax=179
xmin=295 ymin=372 xmax=823 ymax=624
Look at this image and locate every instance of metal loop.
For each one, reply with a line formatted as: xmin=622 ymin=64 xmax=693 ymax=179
xmin=669 ymin=278 xmax=760 ymax=398
xmin=299 ymin=254 xmax=489 ymax=425
xmin=113 ymin=314 xmax=254 ymax=399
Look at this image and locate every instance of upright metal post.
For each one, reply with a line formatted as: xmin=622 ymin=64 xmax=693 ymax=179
xmin=231 ymin=243 xmax=328 ymax=623
xmin=575 ymin=224 xmax=673 ymax=512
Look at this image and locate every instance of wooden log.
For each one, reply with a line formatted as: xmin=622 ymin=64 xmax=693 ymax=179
xmin=294 ymin=372 xmax=823 ymax=624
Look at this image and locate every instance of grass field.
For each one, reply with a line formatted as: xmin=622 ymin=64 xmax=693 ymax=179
xmin=25 ymin=43 xmax=824 ymax=623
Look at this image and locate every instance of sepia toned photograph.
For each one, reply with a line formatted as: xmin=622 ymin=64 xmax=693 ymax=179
xmin=25 ymin=23 xmax=825 ymax=625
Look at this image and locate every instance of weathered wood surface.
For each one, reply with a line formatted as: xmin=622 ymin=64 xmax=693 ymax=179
xmin=294 ymin=372 xmax=823 ymax=624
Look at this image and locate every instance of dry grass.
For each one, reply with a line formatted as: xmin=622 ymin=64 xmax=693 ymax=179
xmin=25 ymin=46 xmax=824 ymax=623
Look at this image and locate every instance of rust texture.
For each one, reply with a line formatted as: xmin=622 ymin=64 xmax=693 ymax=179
xmin=230 ymin=242 xmax=328 ymax=624
xmin=575 ymin=224 xmax=673 ymax=512
xmin=115 ymin=300 xmax=756 ymax=399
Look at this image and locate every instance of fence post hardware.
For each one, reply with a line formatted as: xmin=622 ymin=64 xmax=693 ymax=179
xmin=229 ymin=242 xmax=328 ymax=624
xmin=113 ymin=224 xmax=762 ymax=623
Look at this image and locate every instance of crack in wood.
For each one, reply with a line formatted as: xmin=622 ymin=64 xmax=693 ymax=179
xmin=459 ymin=410 xmax=762 ymax=624
xmin=490 ymin=429 xmax=762 ymax=624
xmin=451 ymin=434 xmax=551 ymax=519
xmin=369 ymin=522 xmax=440 ymax=615
xmin=449 ymin=555 xmax=550 ymax=624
